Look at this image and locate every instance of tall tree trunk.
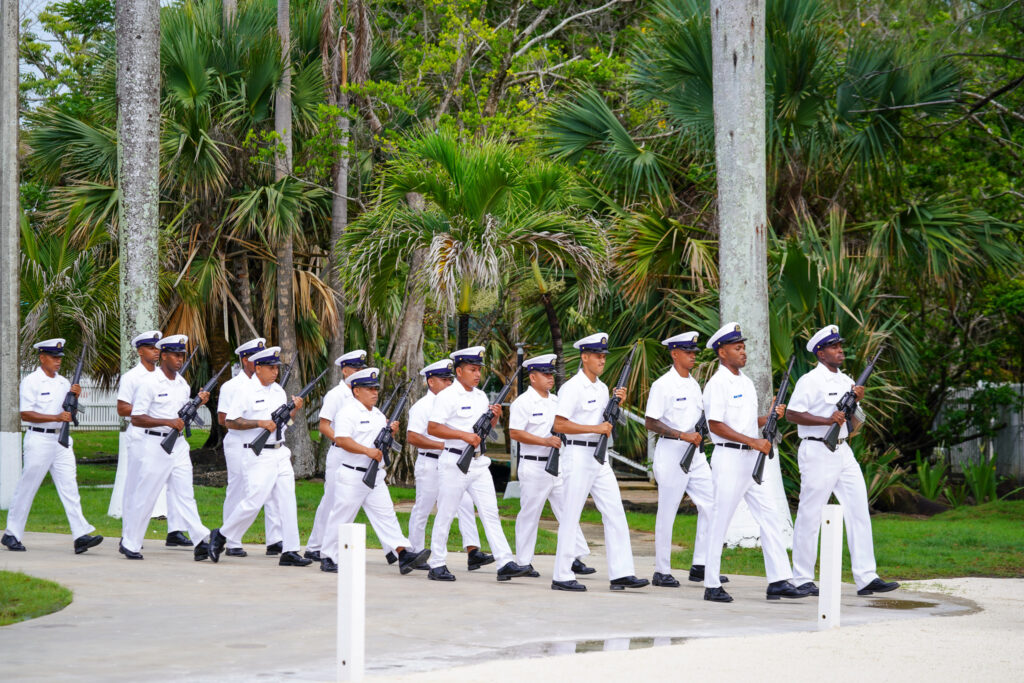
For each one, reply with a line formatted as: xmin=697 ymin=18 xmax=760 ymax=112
xmin=231 ymin=253 xmax=255 ymax=326
xmin=711 ymin=0 xmax=791 ymax=546
xmin=275 ymin=0 xmax=315 ymax=477
xmin=540 ymin=293 xmax=565 ymax=388
xmin=0 ymin=0 xmax=21 ymax=508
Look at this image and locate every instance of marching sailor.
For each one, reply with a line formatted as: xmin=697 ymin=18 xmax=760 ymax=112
xmin=305 ymin=349 xmax=367 ymax=562
xmin=319 ymin=367 xmax=430 ymax=574
xmin=509 ymin=353 xmax=593 ymax=577
xmin=109 ymin=330 xmax=190 ymax=548
xmin=208 ymin=346 xmax=312 ymax=566
xmin=406 ymin=359 xmax=492 ymax=571
xmin=2 ymin=339 xmax=102 ymax=554
xmin=700 ymin=323 xmax=804 ymax=602
xmin=425 ymin=346 xmax=532 ymax=582
xmin=550 ymin=334 xmax=647 ymax=592
xmin=645 ymin=332 xmax=723 ymax=587
xmin=218 ymin=337 xmax=284 ymax=557
xmin=121 ymin=335 xmax=211 ymax=560
xmin=786 ymin=326 xmax=899 ymax=597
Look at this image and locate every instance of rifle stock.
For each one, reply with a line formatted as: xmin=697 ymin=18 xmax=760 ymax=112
xmin=57 ymin=345 xmax=88 ymax=448
xmin=456 ymin=366 xmax=521 ymax=474
xmin=543 ymin=434 xmax=565 ymax=476
xmin=680 ymin=413 xmax=708 ymax=473
xmin=752 ymin=354 xmax=796 ymax=484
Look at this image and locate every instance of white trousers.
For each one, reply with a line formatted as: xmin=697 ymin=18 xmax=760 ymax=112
xmin=703 ymin=446 xmax=793 ymax=588
xmin=792 ymin=440 xmax=879 ymax=589
xmin=109 ymin=429 xmax=180 ymax=528
xmin=322 ymin=464 xmax=411 ymax=563
xmin=224 ymin=441 xmax=282 ymax=549
xmin=552 ymin=445 xmax=635 ymax=582
xmin=307 ymin=447 xmax=356 ymax=552
xmin=220 ymin=447 xmax=300 ymax=552
xmin=514 ymin=458 xmax=589 ymax=566
xmin=121 ymin=434 xmax=209 ymax=553
xmin=652 ymin=439 xmax=715 ymax=574
xmin=429 ymin=453 xmax=513 ymax=569
xmin=408 ymin=454 xmax=480 ymax=553
xmin=4 ymin=432 xmax=94 ymax=541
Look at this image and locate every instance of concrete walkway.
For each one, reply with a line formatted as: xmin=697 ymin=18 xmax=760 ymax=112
xmin=1 ymin=531 xmax=975 ymax=681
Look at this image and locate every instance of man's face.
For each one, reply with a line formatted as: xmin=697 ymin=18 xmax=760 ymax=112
xmin=717 ymin=342 xmax=747 ymax=368
xmin=161 ymin=351 xmax=186 ymax=373
xmin=241 ymin=357 xmax=256 ymax=375
xmin=353 ymin=386 xmax=380 ymax=407
xmin=39 ymin=353 xmax=63 ymax=374
xmin=581 ymin=351 xmax=607 ymax=375
xmin=529 ymin=370 xmax=555 ymax=392
xmin=255 ymin=364 xmax=279 ymax=385
xmin=671 ymin=348 xmax=697 ymax=371
xmin=817 ymin=342 xmax=845 ymax=366
xmin=427 ymin=376 xmax=454 ymax=394
xmin=137 ymin=345 xmax=160 ymax=365
xmin=456 ymin=363 xmax=482 ymax=388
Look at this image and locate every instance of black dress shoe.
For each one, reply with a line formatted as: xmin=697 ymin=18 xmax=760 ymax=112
xmin=688 ymin=564 xmax=729 ymax=583
xmin=74 ymin=534 xmax=103 ymax=554
xmin=610 ymin=575 xmax=650 ymax=590
xmin=385 ymin=550 xmax=398 ymax=565
xmin=208 ymin=528 xmax=226 ymax=563
xmin=551 ymin=579 xmax=587 ymax=592
xmin=467 ymin=548 xmax=495 ymax=571
xmin=428 ymin=565 xmax=456 ymax=581
xmin=766 ymin=580 xmax=808 ymax=600
xmin=652 ymin=572 xmax=680 ymax=587
xmin=522 ymin=564 xmax=541 ymax=577
xmin=304 ymin=550 xmax=322 ymax=562
xmin=857 ymin=578 xmax=900 ymax=596
xmin=571 ymin=558 xmax=596 ymax=575
xmin=280 ymin=550 xmax=313 ymax=566
xmin=165 ymin=531 xmax=193 ymax=547
xmin=496 ymin=561 xmax=532 ymax=582
xmin=226 ymin=547 xmax=248 ymax=558
xmin=398 ymin=548 xmax=431 ymax=575
xmin=704 ymin=586 xmax=733 ymax=602
xmin=118 ymin=542 xmax=143 ymax=560
xmin=193 ymin=541 xmax=210 ymax=561
xmin=796 ymin=582 xmax=819 ymax=596
xmin=266 ymin=541 xmax=283 ymax=556
xmin=321 ymin=558 xmax=338 ymax=573
xmin=2 ymin=533 xmax=26 ymax=551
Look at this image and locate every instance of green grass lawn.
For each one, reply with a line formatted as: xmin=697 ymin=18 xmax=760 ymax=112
xmin=0 ymin=571 xmax=72 ymax=626
xmin=3 ymin=430 xmax=1023 ymax=583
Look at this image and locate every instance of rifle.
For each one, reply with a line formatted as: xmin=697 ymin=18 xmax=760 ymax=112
xmin=592 ymin=341 xmax=640 ymax=465
xmin=278 ymin=361 xmax=294 ymax=393
xmin=679 ymin=413 xmax=709 ymax=473
xmin=543 ymin=433 xmax=565 ymax=477
xmin=179 ymin=347 xmax=199 ymax=377
xmin=57 ymin=345 xmax=88 ymax=448
xmin=456 ymin=365 xmax=522 ymax=474
xmin=378 ymin=382 xmax=403 ymax=416
xmin=752 ymin=354 xmax=796 ymax=484
xmin=824 ymin=347 xmax=883 ymax=452
xmin=362 ymin=384 xmax=413 ymax=488
xmin=160 ymin=362 xmax=230 ymax=454
xmin=250 ymin=367 xmax=329 ymax=455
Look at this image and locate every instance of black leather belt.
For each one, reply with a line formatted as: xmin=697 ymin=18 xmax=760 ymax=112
xmin=521 ymin=455 xmax=549 ymax=462
xmin=805 ymin=436 xmax=846 ymax=445
xmin=565 ymin=440 xmax=598 ymax=447
xmin=660 ymin=434 xmax=683 ymax=441
xmin=713 ymin=442 xmax=752 ymax=450
xmin=27 ymin=427 xmax=56 ymax=434
xmin=342 ymin=463 xmax=368 ymax=472
xmin=144 ymin=430 xmax=170 ymax=438
xmin=445 ymin=447 xmax=466 ymax=455
xmin=244 ymin=442 xmax=283 ymax=450
xmin=420 ymin=451 xmax=441 ymax=459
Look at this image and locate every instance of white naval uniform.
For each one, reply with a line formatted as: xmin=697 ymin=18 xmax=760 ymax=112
xmin=509 ymin=386 xmax=589 ymax=566
xmin=701 ymin=364 xmax=792 ymax=588
xmin=551 ymin=370 xmax=635 ymax=583
xmin=3 ymin=368 xmax=95 ymax=541
xmin=427 ymin=382 xmax=515 ymax=569
xmin=646 ymin=368 xmax=715 ymax=574
xmin=220 ymin=370 xmax=282 ymax=549
xmin=220 ymin=379 xmax=302 ymax=552
xmin=321 ymin=401 xmax=412 ymax=564
xmin=122 ymin=370 xmax=210 ymax=553
xmin=789 ymin=363 xmax=879 ymax=590
xmin=406 ymin=391 xmax=481 ymax=553
xmin=109 ymin=363 xmax=177 ymax=524
xmin=305 ymin=381 xmax=355 ymax=554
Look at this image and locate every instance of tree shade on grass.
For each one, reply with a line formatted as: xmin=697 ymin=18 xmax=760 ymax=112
xmin=0 ymin=571 xmax=73 ymax=626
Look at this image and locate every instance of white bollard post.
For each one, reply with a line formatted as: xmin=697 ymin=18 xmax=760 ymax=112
xmin=337 ymin=523 xmax=366 ymax=681
xmin=817 ymin=503 xmax=843 ymax=630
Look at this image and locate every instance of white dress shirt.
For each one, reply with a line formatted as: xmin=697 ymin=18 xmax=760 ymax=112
xmin=509 ymin=386 xmax=558 ymax=456
xmin=645 ymin=368 xmax=703 ymax=432
xmin=20 ymin=367 xmax=71 ymax=429
xmin=132 ymin=370 xmax=191 ymax=423
xmin=224 ymin=378 xmax=288 ymax=445
xmin=333 ymin=401 xmax=387 ymax=468
xmin=788 ymin=362 xmax=855 ymax=439
xmin=408 ymin=392 xmax=441 ymax=455
xmin=554 ymin=369 xmax=609 ymax=440
xmin=702 ymin=364 xmax=759 ymax=442
xmin=429 ymin=382 xmax=490 ymax=451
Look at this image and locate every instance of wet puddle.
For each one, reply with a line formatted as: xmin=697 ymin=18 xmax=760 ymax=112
xmin=865 ymin=599 xmax=938 ymax=610
xmin=498 ymin=636 xmax=687 ymax=660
